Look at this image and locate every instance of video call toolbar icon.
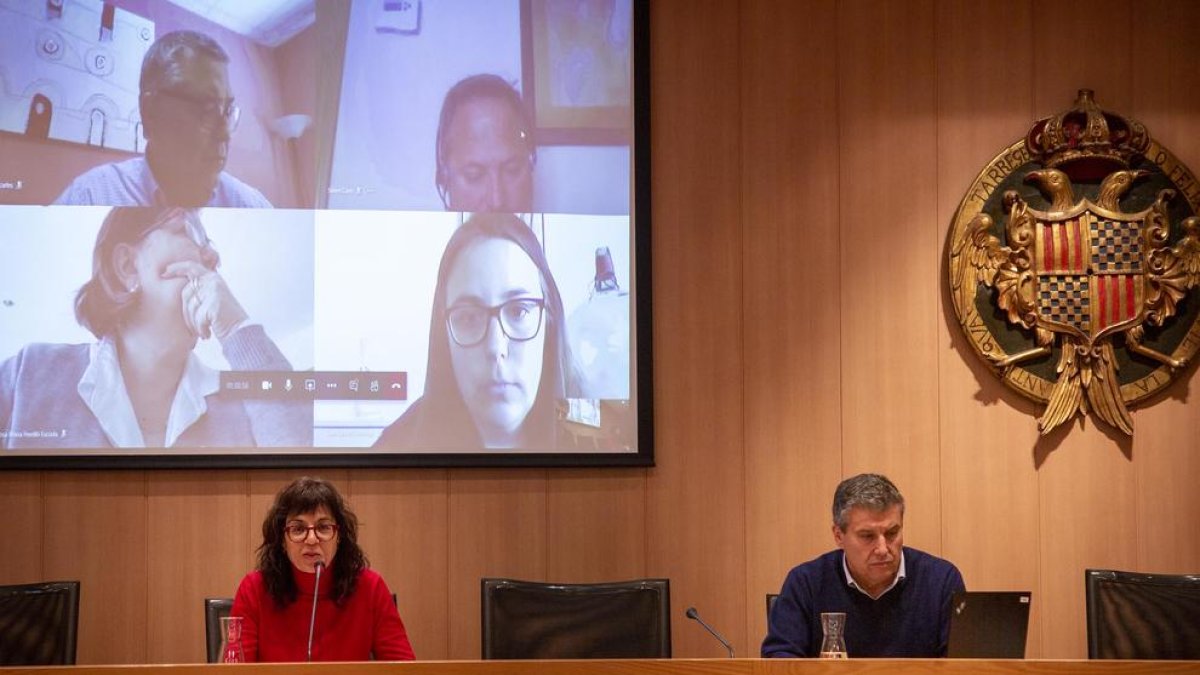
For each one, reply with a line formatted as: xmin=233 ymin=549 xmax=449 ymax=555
xmin=220 ymin=372 xmax=407 ymax=401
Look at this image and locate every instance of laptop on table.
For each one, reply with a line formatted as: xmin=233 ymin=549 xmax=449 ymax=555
xmin=946 ymin=591 xmax=1032 ymax=658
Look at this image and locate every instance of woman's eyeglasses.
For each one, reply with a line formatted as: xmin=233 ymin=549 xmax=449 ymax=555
xmin=284 ymin=522 xmax=338 ymax=543
xmin=139 ymin=209 xmax=214 ymax=252
xmin=179 ymin=211 xmax=212 ymax=249
xmin=446 ymin=298 xmax=545 ymax=347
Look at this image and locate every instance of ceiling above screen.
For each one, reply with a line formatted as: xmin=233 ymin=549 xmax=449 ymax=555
xmin=164 ymin=0 xmax=314 ymax=47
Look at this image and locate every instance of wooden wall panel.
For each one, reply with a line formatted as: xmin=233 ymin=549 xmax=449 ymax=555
xmin=1131 ymin=399 xmax=1200 ymax=573
xmin=645 ymin=0 xmax=746 ymax=659
xmin=740 ymin=0 xmax=843 ymax=652
xmin=1132 ymin=0 xmax=1200 ymax=168
xmin=1037 ymin=432 xmax=1139 ymax=658
xmin=1031 ymin=0 xmax=1133 ymax=115
xmin=42 ymin=472 xmax=148 ymax=665
xmin=934 ymin=0 xmax=1045 ymax=658
xmin=836 ymin=0 xmax=943 ymax=551
xmin=1130 ymin=0 xmax=1200 ymax=576
xmin=1138 ymin=0 xmax=1200 ymax=172
xmin=348 ymin=469 xmax=450 ymax=660
xmin=546 ymin=469 xmax=646 ymax=583
xmin=446 ymin=470 xmax=547 ymax=659
xmin=146 ymin=471 xmax=250 ymax=663
xmin=0 ymin=471 xmax=42 ymax=584
xmin=1131 ymin=0 xmax=1173 ymax=134
xmin=1031 ymin=0 xmax=1139 ymax=659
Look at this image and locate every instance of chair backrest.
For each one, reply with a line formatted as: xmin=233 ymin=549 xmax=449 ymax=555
xmin=1085 ymin=568 xmax=1200 ymax=659
xmin=0 ymin=581 xmax=80 ymax=666
xmin=204 ymin=598 xmax=234 ymax=664
xmin=481 ymin=578 xmax=671 ymax=659
xmin=766 ymin=593 xmax=779 ymax=624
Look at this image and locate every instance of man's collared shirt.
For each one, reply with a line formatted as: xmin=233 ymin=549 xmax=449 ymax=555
xmin=53 ymin=157 xmax=272 ymax=207
xmin=76 ymin=337 xmax=220 ymax=447
xmin=842 ymin=550 xmax=907 ymax=600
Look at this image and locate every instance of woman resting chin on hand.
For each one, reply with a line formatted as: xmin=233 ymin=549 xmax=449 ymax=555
xmin=0 ymin=206 xmax=311 ymax=449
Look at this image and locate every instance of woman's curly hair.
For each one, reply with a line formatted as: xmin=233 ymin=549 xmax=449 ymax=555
xmin=256 ymin=477 xmax=368 ymax=608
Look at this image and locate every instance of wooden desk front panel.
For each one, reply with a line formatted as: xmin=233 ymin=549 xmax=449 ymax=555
xmin=4 ymin=660 xmax=1200 ymax=675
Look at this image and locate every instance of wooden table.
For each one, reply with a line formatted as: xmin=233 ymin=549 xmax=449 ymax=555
xmin=3 ymin=660 xmax=1199 ymax=674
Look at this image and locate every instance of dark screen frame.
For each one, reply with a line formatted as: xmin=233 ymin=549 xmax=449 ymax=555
xmin=0 ymin=0 xmax=652 ymax=471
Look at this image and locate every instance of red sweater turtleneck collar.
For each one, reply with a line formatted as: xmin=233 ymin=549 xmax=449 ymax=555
xmin=291 ymin=563 xmax=334 ymax=598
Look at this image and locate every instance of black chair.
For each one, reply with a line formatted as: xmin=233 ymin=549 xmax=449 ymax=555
xmin=0 ymin=581 xmax=80 ymax=666
xmin=766 ymin=593 xmax=779 ymax=623
xmin=1085 ymin=568 xmax=1200 ymax=659
xmin=481 ymin=578 xmax=671 ymax=659
xmin=204 ymin=597 xmax=234 ymax=664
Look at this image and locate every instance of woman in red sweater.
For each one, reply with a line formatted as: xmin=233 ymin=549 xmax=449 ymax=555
xmin=232 ymin=477 xmax=415 ymax=661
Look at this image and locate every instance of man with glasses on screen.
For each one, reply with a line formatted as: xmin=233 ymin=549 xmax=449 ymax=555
xmin=54 ymin=30 xmax=271 ymax=208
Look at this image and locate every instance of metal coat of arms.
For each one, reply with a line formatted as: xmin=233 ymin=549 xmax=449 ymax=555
xmin=948 ymin=90 xmax=1200 ymax=436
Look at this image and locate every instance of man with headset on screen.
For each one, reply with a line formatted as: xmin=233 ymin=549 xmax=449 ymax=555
xmin=435 ymin=74 xmax=535 ymax=214
xmin=54 ymin=30 xmax=271 ymax=208
xmin=763 ymin=473 xmax=965 ymax=658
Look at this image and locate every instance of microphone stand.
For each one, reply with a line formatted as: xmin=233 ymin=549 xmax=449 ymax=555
xmin=685 ymin=606 xmax=734 ymax=658
xmin=306 ymin=561 xmax=323 ymax=662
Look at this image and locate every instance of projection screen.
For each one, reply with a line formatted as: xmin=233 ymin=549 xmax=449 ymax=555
xmin=0 ymin=0 xmax=652 ymax=468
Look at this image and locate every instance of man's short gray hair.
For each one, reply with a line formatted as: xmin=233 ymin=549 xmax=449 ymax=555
xmin=832 ymin=473 xmax=905 ymax=531
xmin=140 ymin=30 xmax=228 ymax=94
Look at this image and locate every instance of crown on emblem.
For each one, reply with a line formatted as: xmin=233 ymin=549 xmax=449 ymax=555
xmin=1024 ymin=89 xmax=1150 ymax=182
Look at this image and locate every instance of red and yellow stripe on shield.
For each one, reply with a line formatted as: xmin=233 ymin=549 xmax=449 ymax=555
xmin=1092 ymin=274 xmax=1142 ymax=332
xmin=1036 ymin=218 xmax=1089 ymax=274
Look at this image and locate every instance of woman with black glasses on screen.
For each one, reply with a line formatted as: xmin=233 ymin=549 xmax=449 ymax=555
xmin=372 ymin=212 xmax=582 ymax=451
xmin=231 ymin=477 xmax=415 ymax=662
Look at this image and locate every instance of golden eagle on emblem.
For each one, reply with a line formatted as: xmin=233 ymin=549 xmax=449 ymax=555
xmin=947 ymin=90 xmax=1200 ymax=436
xmin=951 ymin=166 xmax=1200 ymax=435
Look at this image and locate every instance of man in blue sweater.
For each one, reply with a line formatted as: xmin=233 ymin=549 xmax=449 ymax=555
xmin=762 ymin=473 xmax=964 ymax=658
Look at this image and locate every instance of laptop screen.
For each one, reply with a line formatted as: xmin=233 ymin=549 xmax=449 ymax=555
xmin=946 ymin=591 xmax=1032 ymax=658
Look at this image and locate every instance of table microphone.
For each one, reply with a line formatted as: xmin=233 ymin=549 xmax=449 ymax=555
xmin=685 ymin=606 xmax=734 ymax=658
xmin=306 ymin=560 xmax=324 ymax=662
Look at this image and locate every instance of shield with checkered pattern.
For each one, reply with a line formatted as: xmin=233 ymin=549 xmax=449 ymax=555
xmin=1034 ymin=203 xmax=1146 ymax=341
xmin=948 ymin=93 xmax=1200 ymax=435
